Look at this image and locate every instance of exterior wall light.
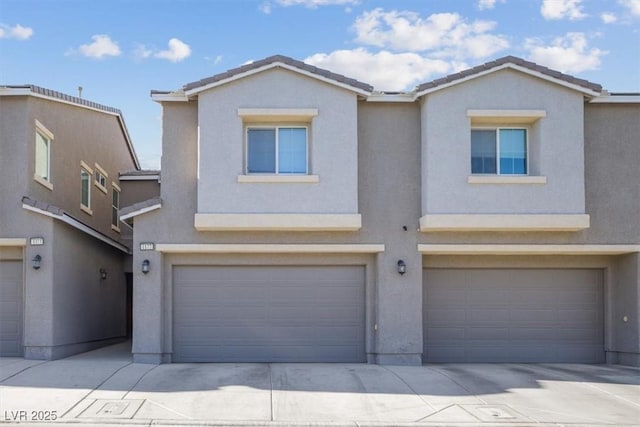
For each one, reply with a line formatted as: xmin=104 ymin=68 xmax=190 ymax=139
xmin=32 ymin=254 xmax=42 ymax=270
xmin=100 ymin=268 xmax=107 ymax=280
xmin=397 ymin=259 xmax=406 ymax=275
xmin=142 ymin=259 xmax=150 ymax=274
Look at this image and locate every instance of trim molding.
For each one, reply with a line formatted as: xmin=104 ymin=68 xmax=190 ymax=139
xmin=194 ymin=213 xmax=362 ymax=231
xmin=237 ymin=175 xmax=319 ymax=184
xmin=237 ymin=108 xmax=318 ymax=121
xmin=468 ymin=175 xmax=547 ymax=185
xmin=22 ymin=203 xmax=129 ymax=253
xmin=120 ymin=203 xmax=162 ymax=221
xmin=0 ymin=238 xmax=27 ymax=247
xmin=590 ymin=95 xmax=640 ymax=104
xmin=419 ymin=214 xmax=590 ymax=232
xmin=155 ymin=243 xmax=385 ymax=254
xmin=418 ymin=244 xmax=640 ymax=255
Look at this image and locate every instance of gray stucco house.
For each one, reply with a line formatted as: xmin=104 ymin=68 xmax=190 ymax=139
xmin=131 ymin=55 xmax=634 ymax=366
xmin=0 ymin=86 xmax=152 ymax=359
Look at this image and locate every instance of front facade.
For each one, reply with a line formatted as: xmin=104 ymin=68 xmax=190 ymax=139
xmin=0 ymin=86 xmax=145 ymax=359
xmin=128 ymin=56 xmax=639 ymax=366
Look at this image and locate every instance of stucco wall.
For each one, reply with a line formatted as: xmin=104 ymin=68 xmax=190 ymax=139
xmin=25 ymin=96 xmax=137 ymax=241
xmin=422 ymin=69 xmax=586 ymax=215
xmin=196 ymin=68 xmax=359 ymax=214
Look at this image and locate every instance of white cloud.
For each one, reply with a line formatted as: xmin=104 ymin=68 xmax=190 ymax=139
xmin=154 ymin=38 xmax=191 ymax=62
xmin=477 ymin=0 xmax=505 ymax=10
xmin=260 ymin=2 xmax=272 ymax=14
xmin=276 ymin=0 xmax=359 ymax=8
xmin=541 ymin=0 xmax=587 ymax=20
xmin=133 ymin=43 xmax=152 ymax=60
xmin=352 ymin=8 xmax=509 ymax=59
xmin=601 ymin=12 xmax=617 ymax=23
xmin=76 ymin=34 xmax=121 ymax=59
xmin=0 ymin=23 xmax=34 ymax=40
xmin=619 ymin=0 xmax=640 ymax=15
xmin=525 ymin=32 xmax=607 ymax=73
xmin=305 ymin=48 xmax=451 ymax=91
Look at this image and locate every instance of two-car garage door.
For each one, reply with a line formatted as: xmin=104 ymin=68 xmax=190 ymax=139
xmin=173 ymin=265 xmax=366 ymax=363
xmin=423 ymin=269 xmax=604 ymax=363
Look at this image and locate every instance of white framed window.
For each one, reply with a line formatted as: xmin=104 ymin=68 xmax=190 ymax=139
xmin=80 ymin=161 xmax=93 ymax=215
xmin=246 ymin=126 xmax=308 ymax=174
xmin=471 ymin=127 xmax=528 ymax=175
xmin=111 ymin=184 xmax=120 ymax=231
xmin=34 ymin=120 xmax=54 ymax=190
xmin=94 ymin=163 xmax=108 ymax=194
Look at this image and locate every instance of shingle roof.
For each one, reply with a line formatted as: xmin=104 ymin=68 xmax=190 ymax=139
xmin=416 ymin=56 xmax=602 ymax=94
xmin=22 ymin=196 xmax=65 ymax=216
xmin=182 ymin=54 xmax=374 ymax=93
xmin=2 ymin=85 xmax=123 ymax=115
xmin=119 ymin=197 xmax=162 ymax=219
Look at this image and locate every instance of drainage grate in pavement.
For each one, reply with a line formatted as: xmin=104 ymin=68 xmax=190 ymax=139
xmin=78 ymin=399 xmax=145 ymax=419
xmin=461 ymin=404 xmax=526 ymax=422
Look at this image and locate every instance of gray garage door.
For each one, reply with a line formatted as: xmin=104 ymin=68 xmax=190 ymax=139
xmin=173 ymin=265 xmax=366 ymax=362
xmin=423 ymin=269 xmax=604 ymax=363
xmin=0 ymin=260 xmax=23 ymax=357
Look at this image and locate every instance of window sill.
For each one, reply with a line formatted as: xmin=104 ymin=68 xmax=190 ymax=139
xmin=34 ymin=174 xmax=53 ymax=191
xmin=237 ymin=175 xmax=320 ymax=184
xmin=111 ymin=224 xmax=120 ymax=233
xmin=468 ymin=175 xmax=547 ymax=185
xmin=95 ymin=182 xmax=108 ymax=194
xmin=80 ymin=205 xmax=93 ymax=216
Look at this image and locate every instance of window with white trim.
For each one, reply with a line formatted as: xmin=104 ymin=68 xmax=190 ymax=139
xmin=81 ymin=168 xmax=91 ymax=211
xmin=471 ymin=127 xmax=527 ymax=175
xmin=35 ymin=121 xmax=53 ymax=186
xmin=246 ymin=126 xmax=307 ymax=174
xmin=111 ymin=186 xmax=120 ymax=230
xmin=94 ymin=163 xmax=108 ymax=193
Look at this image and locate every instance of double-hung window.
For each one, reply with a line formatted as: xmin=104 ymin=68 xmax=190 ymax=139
xmin=471 ymin=128 xmax=527 ymax=175
xmin=111 ymin=185 xmax=120 ymax=231
xmin=80 ymin=162 xmax=92 ymax=214
xmin=247 ymin=126 xmax=307 ymax=174
xmin=34 ymin=120 xmax=54 ymax=190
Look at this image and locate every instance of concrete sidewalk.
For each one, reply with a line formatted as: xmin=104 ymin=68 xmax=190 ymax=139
xmin=1 ymin=342 xmax=639 ymax=427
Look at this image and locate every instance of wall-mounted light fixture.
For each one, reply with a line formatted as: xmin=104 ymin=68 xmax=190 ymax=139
xmin=397 ymin=259 xmax=406 ymax=275
xmin=142 ymin=259 xmax=150 ymax=274
xmin=100 ymin=268 xmax=107 ymax=281
xmin=32 ymin=254 xmax=42 ymax=270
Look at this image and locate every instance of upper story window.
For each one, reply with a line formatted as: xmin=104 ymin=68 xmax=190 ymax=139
xmin=471 ymin=127 xmax=527 ymax=175
xmin=111 ymin=184 xmax=120 ymax=231
xmin=94 ymin=163 xmax=108 ymax=194
xmin=247 ymin=126 xmax=307 ymax=174
xmin=80 ymin=161 xmax=93 ymax=215
xmin=34 ymin=120 xmax=54 ymax=190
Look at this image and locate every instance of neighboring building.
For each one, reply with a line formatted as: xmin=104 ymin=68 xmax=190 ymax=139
xmin=0 ymin=85 xmax=152 ymax=359
xmin=129 ymin=55 xmax=640 ymax=366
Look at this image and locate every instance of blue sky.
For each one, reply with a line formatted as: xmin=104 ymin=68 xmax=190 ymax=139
xmin=1 ymin=0 xmax=639 ymax=169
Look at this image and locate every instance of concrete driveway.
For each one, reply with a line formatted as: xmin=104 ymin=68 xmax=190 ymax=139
xmin=0 ymin=342 xmax=639 ymax=427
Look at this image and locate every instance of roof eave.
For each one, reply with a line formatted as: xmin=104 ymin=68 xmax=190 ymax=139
xmin=415 ymin=63 xmax=601 ymax=98
xmin=183 ymin=61 xmax=372 ymax=98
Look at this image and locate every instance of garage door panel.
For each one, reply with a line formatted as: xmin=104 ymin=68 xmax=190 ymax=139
xmin=423 ymin=268 xmax=604 ymax=363
xmin=0 ymin=260 xmax=23 ymax=357
xmin=173 ymin=265 xmax=366 ymax=363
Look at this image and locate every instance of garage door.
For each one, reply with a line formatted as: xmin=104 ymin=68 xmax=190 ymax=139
xmin=0 ymin=260 xmax=23 ymax=357
xmin=423 ymin=269 xmax=604 ymax=363
xmin=173 ymin=265 xmax=366 ymax=362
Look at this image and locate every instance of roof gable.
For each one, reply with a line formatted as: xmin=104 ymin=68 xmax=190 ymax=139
xmin=415 ymin=56 xmax=602 ymax=97
xmin=177 ymin=55 xmax=373 ymax=98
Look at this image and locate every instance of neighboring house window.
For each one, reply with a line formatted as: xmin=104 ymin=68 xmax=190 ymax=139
xmin=80 ymin=162 xmax=93 ymax=215
xmin=471 ymin=128 xmax=527 ymax=175
xmin=94 ymin=163 xmax=108 ymax=194
xmin=34 ymin=120 xmax=54 ymax=190
xmin=247 ymin=126 xmax=307 ymax=174
xmin=111 ymin=185 xmax=120 ymax=231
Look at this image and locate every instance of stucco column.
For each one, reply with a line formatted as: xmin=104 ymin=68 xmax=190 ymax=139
xmin=608 ymin=253 xmax=640 ymax=366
